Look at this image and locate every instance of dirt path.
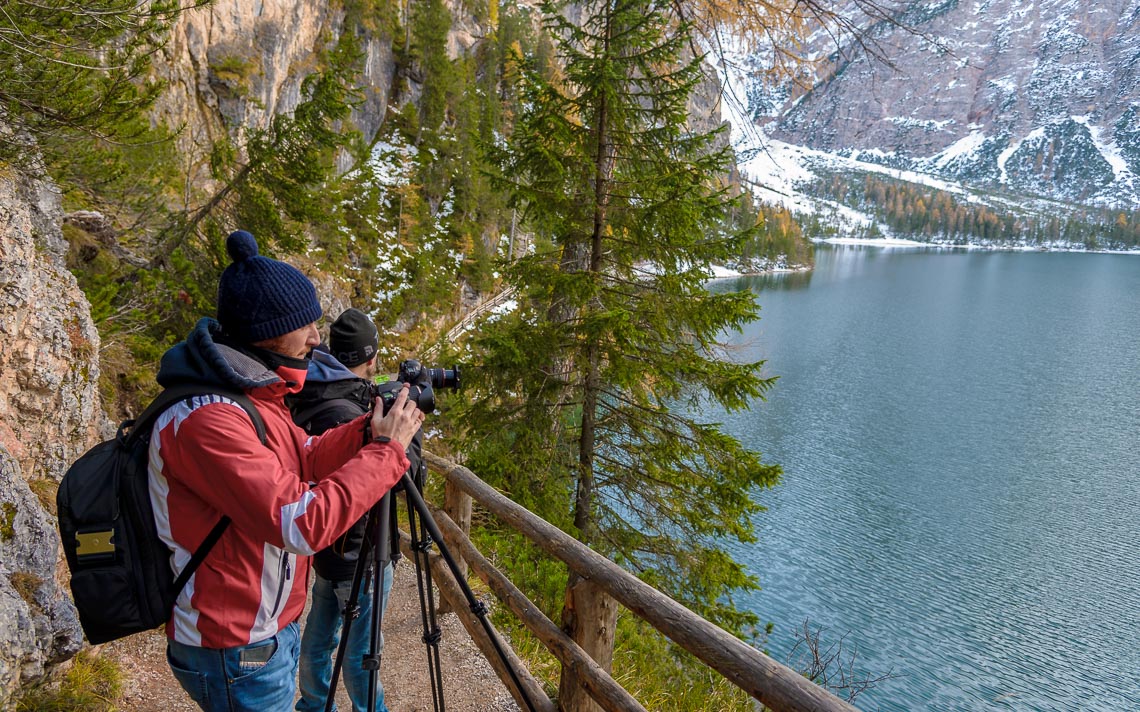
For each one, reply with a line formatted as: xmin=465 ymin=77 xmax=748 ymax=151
xmin=104 ymin=558 xmax=522 ymax=712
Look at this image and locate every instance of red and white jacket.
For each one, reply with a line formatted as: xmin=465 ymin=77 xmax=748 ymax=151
xmin=148 ymin=347 xmax=407 ymax=649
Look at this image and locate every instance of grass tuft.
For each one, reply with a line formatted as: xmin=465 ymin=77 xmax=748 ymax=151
xmin=10 ymin=572 xmax=44 ymax=614
xmin=29 ymin=479 xmax=58 ymax=517
xmin=15 ymin=650 xmax=122 ymax=712
xmin=1 ymin=501 xmax=16 ymax=541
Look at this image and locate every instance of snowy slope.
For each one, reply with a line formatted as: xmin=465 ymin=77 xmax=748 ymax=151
xmin=735 ymin=0 xmax=1140 ymax=211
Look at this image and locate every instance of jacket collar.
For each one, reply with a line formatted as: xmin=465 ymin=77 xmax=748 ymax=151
xmin=158 ymin=318 xmax=308 ymax=394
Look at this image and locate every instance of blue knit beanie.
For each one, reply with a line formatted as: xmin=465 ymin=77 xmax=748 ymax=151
xmin=216 ymin=230 xmax=323 ymax=343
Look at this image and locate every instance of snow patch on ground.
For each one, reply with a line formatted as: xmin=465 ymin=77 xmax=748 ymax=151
xmin=1075 ymin=115 xmax=1131 ymax=178
xmin=818 ymin=236 xmax=929 ymax=247
xmin=931 ymin=130 xmax=988 ymax=168
xmin=988 ymin=76 xmax=1018 ymax=93
xmin=997 ymin=126 xmax=1043 ymax=184
xmin=886 ymin=117 xmax=955 ymax=131
xmin=741 ymin=137 xmax=975 ymax=204
xmin=709 ymin=264 xmax=743 ymax=278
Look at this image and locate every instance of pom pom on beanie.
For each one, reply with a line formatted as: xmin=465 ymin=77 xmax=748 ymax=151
xmin=226 ymin=230 xmax=259 ymax=261
xmin=216 ymin=230 xmax=322 ymax=343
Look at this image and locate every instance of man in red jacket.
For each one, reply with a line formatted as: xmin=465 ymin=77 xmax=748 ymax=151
xmin=148 ymin=230 xmax=422 ymax=711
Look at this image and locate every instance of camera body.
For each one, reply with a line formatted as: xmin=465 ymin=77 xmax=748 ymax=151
xmin=372 ymin=359 xmax=460 ymax=415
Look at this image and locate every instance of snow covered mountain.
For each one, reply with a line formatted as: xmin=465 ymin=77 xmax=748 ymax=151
xmin=736 ymin=0 xmax=1140 ymax=214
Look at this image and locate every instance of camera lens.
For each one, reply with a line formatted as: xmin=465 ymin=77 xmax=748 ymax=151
xmin=426 ymin=366 xmax=460 ymax=390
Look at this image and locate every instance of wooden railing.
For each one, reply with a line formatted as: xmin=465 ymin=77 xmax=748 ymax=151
xmin=409 ymin=450 xmax=861 ymax=712
xmin=421 ymin=288 xmax=517 ymax=361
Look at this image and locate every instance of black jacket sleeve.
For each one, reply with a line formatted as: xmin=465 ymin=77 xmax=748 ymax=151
xmin=298 ymin=398 xmax=364 ymax=437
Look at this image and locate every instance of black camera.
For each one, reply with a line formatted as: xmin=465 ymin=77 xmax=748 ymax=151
xmin=372 ymin=359 xmax=461 ymax=415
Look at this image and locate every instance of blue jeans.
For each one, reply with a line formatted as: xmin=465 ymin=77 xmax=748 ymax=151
xmin=167 ymin=621 xmax=300 ymax=712
xmin=296 ymin=567 xmax=393 ymax=712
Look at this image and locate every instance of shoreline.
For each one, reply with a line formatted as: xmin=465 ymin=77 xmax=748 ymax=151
xmin=707 ymin=236 xmax=1139 ymax=282
xmin=813 ymin=236 xmax=1140 ymax=254
xmin=708 ymin=263 xmax=812 ymax=280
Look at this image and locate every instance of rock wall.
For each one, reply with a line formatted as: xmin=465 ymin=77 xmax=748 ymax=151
xmin=0 ymin=167 xmax=102 ymax=705
xmin=149 ymin=0 xmax=531 ymax=182
xmin=151 ymin=0 xmax=398 ymax=180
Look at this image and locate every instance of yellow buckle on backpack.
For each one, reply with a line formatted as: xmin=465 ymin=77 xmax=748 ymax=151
xmin=76 ymin=530 xmax=115 ymax=559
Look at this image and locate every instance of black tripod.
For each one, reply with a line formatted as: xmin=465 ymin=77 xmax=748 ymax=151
xmin=324 ymin=462 xmax=540 ymax=712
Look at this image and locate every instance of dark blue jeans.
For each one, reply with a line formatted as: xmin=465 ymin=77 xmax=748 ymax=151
xmin=167 ymin=621 xmax=300 ymax=712
xmin=296 ymin=568 xmax=393 ymax=712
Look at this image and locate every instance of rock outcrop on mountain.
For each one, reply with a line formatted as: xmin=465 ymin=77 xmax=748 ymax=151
xmin=151 ymin=0 xmax=493 ymax=179
xmin=152 ymin=1 xmax=397 ymax=177
xmin=763 ymin=0 xmax=1140 ymax=209
xmin=0 ymin=167 xmax=102 ymax=707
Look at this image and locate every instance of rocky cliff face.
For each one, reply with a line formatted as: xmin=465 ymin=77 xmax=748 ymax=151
xmin=151 ymin=1 xmax=397 ymax=177
xmin=0 ymin=167 xmax=102 ymax=707
xmin=758 ymin=0 xmax=1140 ymax=209
xmin=150 ymin=0 xmax=490 ymax=179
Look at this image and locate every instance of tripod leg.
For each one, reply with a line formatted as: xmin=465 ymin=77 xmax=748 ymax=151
xmin=388 ymin=493 xmax=403 ymax=568
xmin=324 ymin=500 xmax=380 ymax=712
xmin=399 ymin=473 xmax=540 ymax=712
xmin=405 ymin=482 xmax=446 ymax=712
xmin=363 ymin=490 xmax=393 ymax=712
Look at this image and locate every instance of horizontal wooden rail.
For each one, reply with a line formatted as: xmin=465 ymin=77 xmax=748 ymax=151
xmin=423 ymin=451 xmax=860 ymax=712
xmin=432 ymin=507 xmax=649 ymax=712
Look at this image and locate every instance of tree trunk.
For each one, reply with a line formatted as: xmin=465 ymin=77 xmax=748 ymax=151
xmin=559 ymin=5 xmax=620 ymax=708
xmin=558 ymin=575 xmax=620 ymax=712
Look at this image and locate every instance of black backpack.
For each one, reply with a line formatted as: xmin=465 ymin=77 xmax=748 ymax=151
xmin=57 ymin=384 xmax=266 ymax=644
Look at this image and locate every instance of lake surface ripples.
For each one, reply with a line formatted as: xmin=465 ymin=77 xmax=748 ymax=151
xmin=710 ymin=246 xmax=1140 ymax=711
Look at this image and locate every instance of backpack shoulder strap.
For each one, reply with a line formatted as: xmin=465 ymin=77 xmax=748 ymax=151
xmin=128 ymin=384 xmax=268 ymax=597
xmin=127 ymin=384 xmax=267 ymax=446
xmin=222 ymin=391 xmax=267 ymax=446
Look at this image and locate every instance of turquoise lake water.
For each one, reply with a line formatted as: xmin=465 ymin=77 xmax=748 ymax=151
xmin=709 ymin=246 xmax=1140 ymax=711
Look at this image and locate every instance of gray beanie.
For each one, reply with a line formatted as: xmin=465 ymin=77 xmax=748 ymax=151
xmin=329 ymin=308 xmax=379 ymax=367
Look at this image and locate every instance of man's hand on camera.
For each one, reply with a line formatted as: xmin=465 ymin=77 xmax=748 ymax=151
xmin=370 ymin=384 xmax=424 ymax=450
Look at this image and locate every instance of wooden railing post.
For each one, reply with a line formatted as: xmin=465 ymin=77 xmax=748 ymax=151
xmin=559 ymin=575 xmax=619 ymax=712
xmin=436 ymin=478 xmax=472 ymax=614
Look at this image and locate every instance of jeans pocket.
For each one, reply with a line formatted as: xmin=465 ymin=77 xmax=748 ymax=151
xmin=236 ymin=638 xmax=278 ymax=677
xmin=166 ymin=647 xmax=211 ymax=707
xmin=229 ymin=628 xmax=299 ymax=711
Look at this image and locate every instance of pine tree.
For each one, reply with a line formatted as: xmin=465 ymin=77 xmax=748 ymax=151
xmin=457 ymin=0 xmax=781 ymax=692
xmin=411 ymin=0 xmax=456 ymax=143
xmin=0 ymin=0 xmax=182 ymax=166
